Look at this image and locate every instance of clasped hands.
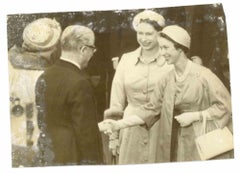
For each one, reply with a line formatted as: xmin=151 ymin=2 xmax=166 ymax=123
xmin=98 ymin=119 xmax=120 ymax=135
xmin=98 ymin=119 xmax=121 ymax=156
xmin=99 ymin=108 xmax=124 ymax=135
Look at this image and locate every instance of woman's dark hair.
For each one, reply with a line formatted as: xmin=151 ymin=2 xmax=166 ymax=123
xmin=139 ymin=18 xmax=164 ymax=31
xmin=160 ymin=32 xmax=189 ymax=54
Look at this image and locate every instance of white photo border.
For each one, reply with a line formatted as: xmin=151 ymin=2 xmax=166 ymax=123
xmin=0 ymin=0 xmax=239 ymax=173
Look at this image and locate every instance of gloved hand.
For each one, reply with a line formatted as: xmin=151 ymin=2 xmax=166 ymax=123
xmin=98 ymin=119 xmax=120 ymax=135
xmin=174 ymin=112 xmax=200 ymax=127
xmin=99 ymin=116 xmax=145 ymax=135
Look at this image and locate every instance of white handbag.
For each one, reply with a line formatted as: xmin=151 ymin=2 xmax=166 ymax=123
xmin=195 ymin=115 xmax=233 ymax=160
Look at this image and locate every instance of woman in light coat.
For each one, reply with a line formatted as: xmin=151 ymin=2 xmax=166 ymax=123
xmin=103 ymin=10 xmax=172 ymax=164
xmin=101 ymin=25 xmax=232 ymax=162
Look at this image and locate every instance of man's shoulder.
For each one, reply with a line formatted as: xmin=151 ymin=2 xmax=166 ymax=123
xmin=43 ymin=63 xmax=87 ymax=85
xmin=45 ymin=61 xmax=79 ymax=75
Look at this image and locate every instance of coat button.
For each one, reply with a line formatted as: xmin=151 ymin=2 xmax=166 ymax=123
xmin=143 ymin=139 xmax=148 ymax=144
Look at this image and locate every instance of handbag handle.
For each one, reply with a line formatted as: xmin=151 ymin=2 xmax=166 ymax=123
xmin=201 ymin=112 xmax=219 ymax=134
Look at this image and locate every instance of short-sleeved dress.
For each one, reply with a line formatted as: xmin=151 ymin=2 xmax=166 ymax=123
xmin=107 ymin=47 xmax=172 ymax=164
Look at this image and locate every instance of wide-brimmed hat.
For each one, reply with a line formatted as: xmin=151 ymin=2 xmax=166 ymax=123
xmin=161 ymin=25 xmax=191 ymax=49
xmin=23 ymin=18 xmax=62 ymax=51
xmin=132 ymin=10 xmax=165 ymax=31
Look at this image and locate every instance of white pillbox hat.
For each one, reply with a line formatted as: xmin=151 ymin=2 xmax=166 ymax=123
xmin=161 ymin=25 xmax=191 ymax=49
xmin=132 ymin=10 xmax=165 ymax=31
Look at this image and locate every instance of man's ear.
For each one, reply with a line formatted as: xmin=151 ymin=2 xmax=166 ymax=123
xmin=79 ymin=45 xmax=86 ymax=53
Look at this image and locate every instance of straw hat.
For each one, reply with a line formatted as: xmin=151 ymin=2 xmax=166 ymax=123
xmin=23 ymin=18 xmax=62 ymax=51
xmin=132 ymin=10 xmax=165 ymax=31
xmin=161 ymin=25 xmax=191 ymax=49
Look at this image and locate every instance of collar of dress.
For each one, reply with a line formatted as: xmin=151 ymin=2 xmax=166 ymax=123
xmin=133 ymin=47 xmax=166 ymax=67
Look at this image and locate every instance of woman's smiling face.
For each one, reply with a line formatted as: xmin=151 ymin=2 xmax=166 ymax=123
xmin=136 ymin=22 xmax=159 ymax=51
xmin=158 ymin=37 xmax=180 ymax=65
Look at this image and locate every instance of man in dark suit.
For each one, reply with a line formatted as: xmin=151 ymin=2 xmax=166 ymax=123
xmin=35 ymin=25 xmax=103 ymax=166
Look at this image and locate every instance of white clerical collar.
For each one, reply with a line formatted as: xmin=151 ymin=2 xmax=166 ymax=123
xmin=60 ymin=57 xmax=81 ymax=70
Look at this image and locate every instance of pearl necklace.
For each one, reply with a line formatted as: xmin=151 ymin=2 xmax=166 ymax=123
xmin=174 ymin=60 xmax=191 ymax=82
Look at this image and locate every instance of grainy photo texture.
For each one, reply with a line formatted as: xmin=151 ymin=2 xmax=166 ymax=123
xmin=7 ymin=3 xmax=233 ymax=167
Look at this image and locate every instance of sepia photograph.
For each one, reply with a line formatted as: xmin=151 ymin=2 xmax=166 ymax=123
xmin=0 ymin=0 xmax=239 ymax=174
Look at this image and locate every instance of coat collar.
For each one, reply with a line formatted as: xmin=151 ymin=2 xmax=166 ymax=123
xmin=133 ymin=47 xmax=166 ymax=67
xmin=56 ymin=59 xmax=87 ymax=75
xmin=8 ymin=45 xmax=54 ymax=70
xmin=60 ymin=57 xmax=81 ymax=70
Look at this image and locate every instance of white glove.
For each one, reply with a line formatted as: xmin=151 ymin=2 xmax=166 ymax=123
xmin=174 ymin=112 xmax=200 ymax=127
xmin=98 ymin=115 xmax=145 ymax=135
xmin=98 ymin=119 xmax=119 ymax=135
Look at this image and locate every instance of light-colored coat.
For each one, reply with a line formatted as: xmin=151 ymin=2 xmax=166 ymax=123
xmin=107 ymin=47 xmax=172 ymax=164
xmin=137 ymin=61 xmax=232 ymax=162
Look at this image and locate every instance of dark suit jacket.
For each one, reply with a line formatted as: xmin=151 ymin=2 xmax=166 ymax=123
xmin=36 ymin=59 xmax=103 ymax=165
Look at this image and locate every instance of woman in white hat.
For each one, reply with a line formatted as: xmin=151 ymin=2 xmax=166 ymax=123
xmin=102 ymin=10 xmax=173 ymax=164
xmin=8 ymin=17 xmax=62 ymax=167
xmin=101 ymin=25 xmax=232 ymax=162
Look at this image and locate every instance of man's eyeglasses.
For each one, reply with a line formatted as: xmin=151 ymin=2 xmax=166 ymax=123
xmin=85 ymin=44 xmax=97 ymax=53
